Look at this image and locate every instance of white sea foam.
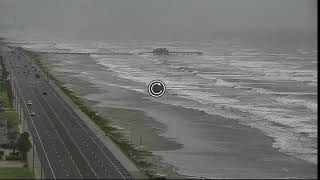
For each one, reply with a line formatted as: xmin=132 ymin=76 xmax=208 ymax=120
xmin=274 ymin=97 xmax=317 ymax=112
xmin=89 ymin=45 xmax=317 ymax=165
xmin=1 ymin=31 xmax=317 ymax=167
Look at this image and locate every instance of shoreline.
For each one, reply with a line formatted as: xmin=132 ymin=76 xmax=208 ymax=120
xmin=81 ymin=85 xmax=317 ymax=179
xmin=3 ymin=43 xmax=317 ymax=178
xmin=34 ymin=50 xmax=317 ymax=179
xmin=23 ymin=49 xmax=186 ymax=178
xmin=59 ymin=74 xmax=317 ymax=178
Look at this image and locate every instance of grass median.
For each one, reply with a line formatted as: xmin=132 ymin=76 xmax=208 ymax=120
xmin=0 ymin=82 xmax=10 ymax=109
xmin=0 ymin=111 xmax=19 ymax=131
xmin=24 ymin=50 xmax=163 ymax=178
xmin=0 ymin=167 xmax=34 ymax=179
xmin=0 ymin=74 xmax=19 ymax=132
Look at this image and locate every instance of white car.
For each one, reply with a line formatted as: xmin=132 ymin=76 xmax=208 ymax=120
xmin=27 ymin=101 xmax=32 ymax=105
xmin=30 ymin=112 xmax=36 ymax=116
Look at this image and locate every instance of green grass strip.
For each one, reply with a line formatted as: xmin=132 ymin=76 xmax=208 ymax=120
xmin=0 ymin=167 xmax=34 ymax=179
xmin=24 ymin=50 xmax=161 ymax=178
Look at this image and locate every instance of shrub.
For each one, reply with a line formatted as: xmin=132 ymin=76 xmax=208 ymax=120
xmin=0 ymin=142 xmax=17 ymax=149
xmin=9 ymin=152 xmax=20 ymax=156
xmin=5 ymin=154 xmax=21 ymax=161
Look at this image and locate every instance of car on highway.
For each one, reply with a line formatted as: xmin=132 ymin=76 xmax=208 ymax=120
xmin=27 ymin=101 xmax=32 ymax=105
xmin=30 ymin=112 xmax=36 ymax=116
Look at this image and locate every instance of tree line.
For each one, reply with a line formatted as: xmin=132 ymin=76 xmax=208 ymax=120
xmin=0 ymin=56 xmax=14 ymax=110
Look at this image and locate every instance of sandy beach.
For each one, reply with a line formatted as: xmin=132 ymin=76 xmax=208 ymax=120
xmin=39 ymin=53 xmax=317 ymax=179
xmin=0 ymin=1 xmax=317 ymax=179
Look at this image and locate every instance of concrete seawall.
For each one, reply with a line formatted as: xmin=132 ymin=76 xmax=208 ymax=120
xmin=26 ymin=50 xmax=146 ymax=179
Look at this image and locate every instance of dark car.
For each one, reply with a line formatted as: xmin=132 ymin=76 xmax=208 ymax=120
xmin=43 ymin=92 xmax=47 ymax=95
xmin=35 ymin=74 xmax=40 ymax=78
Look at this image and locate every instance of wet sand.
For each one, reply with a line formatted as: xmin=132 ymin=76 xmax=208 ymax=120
xmin=43 ymin=53 xmax=317 ymax=178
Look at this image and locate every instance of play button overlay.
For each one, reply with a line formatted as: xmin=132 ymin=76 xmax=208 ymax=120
xmin=148 ymin=80 xmax=166 ymax=98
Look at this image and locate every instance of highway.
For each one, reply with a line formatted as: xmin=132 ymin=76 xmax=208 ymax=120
xmin=4 ymin=48 xmax=132 ymax=179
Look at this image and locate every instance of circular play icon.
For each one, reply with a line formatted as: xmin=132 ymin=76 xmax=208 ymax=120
xmin=148 ymin=80 xmax=166 ymax=98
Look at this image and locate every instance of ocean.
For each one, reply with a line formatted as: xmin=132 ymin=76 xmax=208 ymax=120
xmin=1 ymin=30 xmax=317 ymax=177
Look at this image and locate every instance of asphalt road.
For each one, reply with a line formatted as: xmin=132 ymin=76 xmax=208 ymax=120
xmin=4 ymin=49 xmax=132 ymax=179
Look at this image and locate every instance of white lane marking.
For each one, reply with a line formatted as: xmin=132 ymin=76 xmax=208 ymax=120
xmin=49 ymin=87 xmax=127 ymax=179
xmin=34 ymin=87 xmax=99 ymax=179
xmin=4 ymin=55 xmax=56 ymax=179
xmin=24 ymin=51 xmax=127 ymax=179
xmin=30 ymin=88 xmax=84 ymax=179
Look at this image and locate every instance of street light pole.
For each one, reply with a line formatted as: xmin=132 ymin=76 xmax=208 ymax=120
xmin=32 ymin=141 xmax=34 ymax=173
xmin=19 ymin=102 xmax=22 ymax=126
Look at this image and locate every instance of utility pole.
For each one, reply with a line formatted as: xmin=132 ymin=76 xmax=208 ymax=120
xmin=19 ymin=102 xmax=22 ymax=125
xmin=139 ymin=136 xmax=143 ymax=146
xmin=17 ymin=95 xmax=19 ymax=124
xmin=32 ymin=141 xmax=34 ymax=173
xmin=15 ymin=87 xmax=17 ymax=112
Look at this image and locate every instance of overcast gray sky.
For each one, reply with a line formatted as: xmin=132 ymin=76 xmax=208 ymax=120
xmin=0 ymin=0 xmax=317 ymax=41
